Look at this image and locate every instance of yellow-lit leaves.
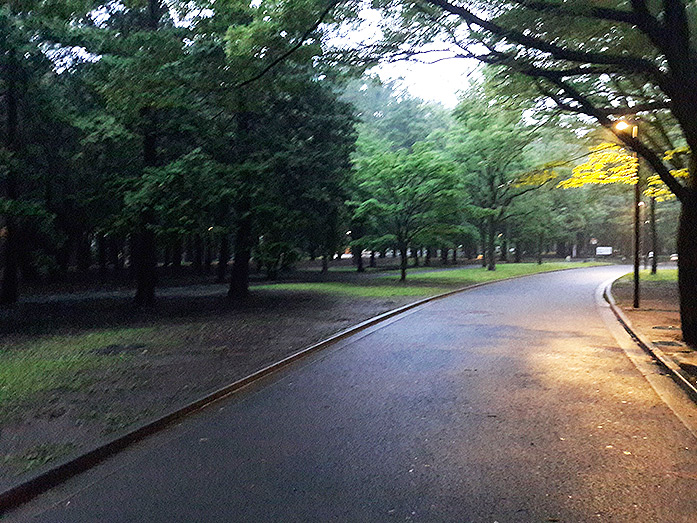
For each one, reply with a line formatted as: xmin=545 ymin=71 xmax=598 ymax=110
xmin=558 ymin=143 xmax=638 ymax=189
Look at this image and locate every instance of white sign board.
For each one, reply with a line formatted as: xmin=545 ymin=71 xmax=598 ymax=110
xmin=596 ymin=246 xmax=613 ymax=256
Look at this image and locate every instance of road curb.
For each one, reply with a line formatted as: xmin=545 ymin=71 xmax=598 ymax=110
xmin=604 ymin=278 xmax=697 ymax=404
xmin=0 ymin=264 xmax=598 ymax=513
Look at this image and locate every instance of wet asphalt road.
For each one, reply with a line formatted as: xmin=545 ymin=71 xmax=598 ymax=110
xmin=12 ymin=265 xmax=697 ymax=522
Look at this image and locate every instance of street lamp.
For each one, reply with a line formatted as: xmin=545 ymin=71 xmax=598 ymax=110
xmin=614 ymin=119 xmax=641 ymax=309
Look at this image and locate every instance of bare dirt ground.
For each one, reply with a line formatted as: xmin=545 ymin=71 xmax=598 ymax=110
xmin=612 ymin=275 xmax=697 ymax=386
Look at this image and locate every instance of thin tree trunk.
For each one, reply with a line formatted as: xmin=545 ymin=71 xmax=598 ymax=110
xmin=452 ymin=246 xmax=457 ymax=264
xmin=228 ymin=212 xmax=252 ymax=300
xmin=486 ymin=217 xmax=496 ymax=271
xmin=412 ymin=248 xmax=419 ymax=267
xmin=217 ymin=234 xmax=229 ymax=283
xmin=133 ymin=106 xmax=158 ymax=306
xmin=650 ymin=197 xmax=658 ymax=275
xmin=369 ymin=251 xmax=376 ymax=268
xmin=400 ymin=246 xmax=408 ymax=281
xmin=98 ymin=233 xmax=108 ymax=279
xmin=441 ymin=247 xmax=449 ymax=266
xmin=678 ymin=189 xmax=697 ymax=346
xmin=172 ymin=236 xmax=182 ymax=270
xmin=425 ymin=248 xmax=432 ymax=266
xmin=480 ymin=226 xmax=487 ymax=268
xmin=193 ymin=234 xmax=203 ymax=273
xmin=321 ymin=254 xmax=329 ymax=273
xmin=354 ymin=245 xmax=364 ymax=272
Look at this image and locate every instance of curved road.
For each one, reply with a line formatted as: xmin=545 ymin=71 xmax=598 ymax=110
xmin=10 ymin=265 xmax=697 ymax=522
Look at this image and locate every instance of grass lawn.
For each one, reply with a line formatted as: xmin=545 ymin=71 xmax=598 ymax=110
xmin=0 ymin=328 xmax=154 ymax=408
xmin=617 ymin=268 xmax=677 ymax=283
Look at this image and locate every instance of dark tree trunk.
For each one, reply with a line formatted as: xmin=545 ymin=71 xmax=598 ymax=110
xmin=354 ymin=245 xmax=364 ymax=272
xmin=163 ymin=244 xmax=172 ymax=267
xmin=172 ymin=237 xmax=182 ymax=270
xmin=452 ymin=247 xmax=457 ymax=264
xmin=379 ymin=250 xmax=386 ymax=258
xmin=228 ymin=213 xmax=252 ymax=300
xmin=412 ymin=248 xmax=419 ymax=267
xmin=1 ymin=50 xmax=20 ymax=305
xmin=514 ymin=244 xmax=522 ymax=263
xmin=400 ymin=246 xmax=408 ymax=281
xmin=132 ymin=0 xmax=162 ymax=306
xmin=76 ymin=232 xmax=92 ymax=274
xmin=537 ymin=237 xmax=543 ymax=265
xmin=678 ymin=190 xmax=697 ymax=346
xmin=217 ymin=234 xmax=229 ymax=283
xmin=486 ymin=217 xmax=496 ymax=271
xmin=425 ymin=248 xmax=432 ymax=266
xmin=321 ymin=254 xmax=329 ymax=273
xmin=108 ymin=236 xmax=121 ymax=272
xmin=204 ymin=236 xmax=212 ymax=275
xmin=133 ymin=105 xmax=158 ymax=306
xmin=193 ymin=234 xmax=203 ymax=273
xmin=133 ymin=213 xmax=157 ymax=306
xmin=369 ymin=251 xmax=376 ymax=268
xmin=441 ymin=248 xmax=449 ymax=266
xmin=480 ymin=226 xmax=487 ymax=268
xmin=98 ymin=233 xmax=108 ymax=279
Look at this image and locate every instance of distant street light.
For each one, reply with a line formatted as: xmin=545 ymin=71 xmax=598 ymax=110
xmin=614 ymin=119 xmax=641 ymax=309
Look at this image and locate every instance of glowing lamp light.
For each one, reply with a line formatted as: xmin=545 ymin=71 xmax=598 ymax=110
xmin=614 ymin=120 xmax=631 ymax=131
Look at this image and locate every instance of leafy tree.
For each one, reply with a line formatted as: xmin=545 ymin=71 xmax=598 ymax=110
xmin=446 ymin=91 xmax=556 ymax=270
xmin=352 ymin=139 xmax=460 ymax=280
xmin=377 ymin=0 xmax=697 ymax=343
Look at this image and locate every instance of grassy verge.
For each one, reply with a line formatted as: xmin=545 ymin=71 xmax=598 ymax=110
xmin=259 ymin=262 xmax=606 ymax=299
xmin=0 ymin=328 xmax=154 ymax=409
xmin=617 ymin=268 xmax=677 ymax=283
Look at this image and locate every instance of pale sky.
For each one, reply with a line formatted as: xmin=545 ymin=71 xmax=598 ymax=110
xmin=331 ymin=5 xmax=478 ymax=108
xmin=372 ymin=57 xmax=478 ymax=108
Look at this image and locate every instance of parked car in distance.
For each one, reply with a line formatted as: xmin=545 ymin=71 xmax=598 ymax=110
xmin=670 ymin=253 xmax=679 ymax=262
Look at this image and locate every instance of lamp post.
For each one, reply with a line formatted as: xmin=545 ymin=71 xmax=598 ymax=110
xmin=615 ymin=120 xmax=641 ymax=308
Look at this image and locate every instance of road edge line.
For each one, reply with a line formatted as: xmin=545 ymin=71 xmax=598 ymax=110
xmin=0 ymin=264 xmax=597 ymax=513
xmin=603 ymin=278 xmax=697 ymax=404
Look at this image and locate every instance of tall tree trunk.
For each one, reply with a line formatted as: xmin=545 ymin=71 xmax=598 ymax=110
xmin=228 ymin=212 xmax=252 ymax=300
xmin=514 ymin=244 xmax=522 ymax=263
xmin=133 ymin=211 xmax=157 ymax=306
xmin=217 ymin=234 xmax=229 ymax=283
xmin=369 ymin=251 xmax=376 ymax=268
xmin=425 ymin=248 xmax=432 ymax=266
xmin=193 ymin=233 xmax=203 ymax=273
xmin=452 ymin=246 xmax=457 ymax=264
xmin=1 ymin=50 xmax=20 ymax=305
xmin=172 ymin=236 xmax=182 ymax=270
xmin=650 ymin=197 xmax=658 ymax=275
xmin=76 ymin=232 xmax=92 ymax=274
xmin=98 ymin=233 xmax=108 ymax=279
xmin=132 ymin=0 xmax=162 ymax=306
xmin=486 ymin=217 xmax=496 ymax=271
xmin=133 ymin=106 xmax=158 ymax=306
xmin=678 ymin=189 xmax=697 ymax=346
xmin=399 ymin=245 xmax=408 ymax=282
xmin=412 ymin=248 xmax=419 ymax=267
xmin=321 ymin=254 xmax=329 ymax=273
xmin=354 ymin=245 xmax=364 ymax=272
xmin=441 ymin=247 xmax=449 ymax=266
xmin=480 ymin=225 xmax=487 ymax=268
